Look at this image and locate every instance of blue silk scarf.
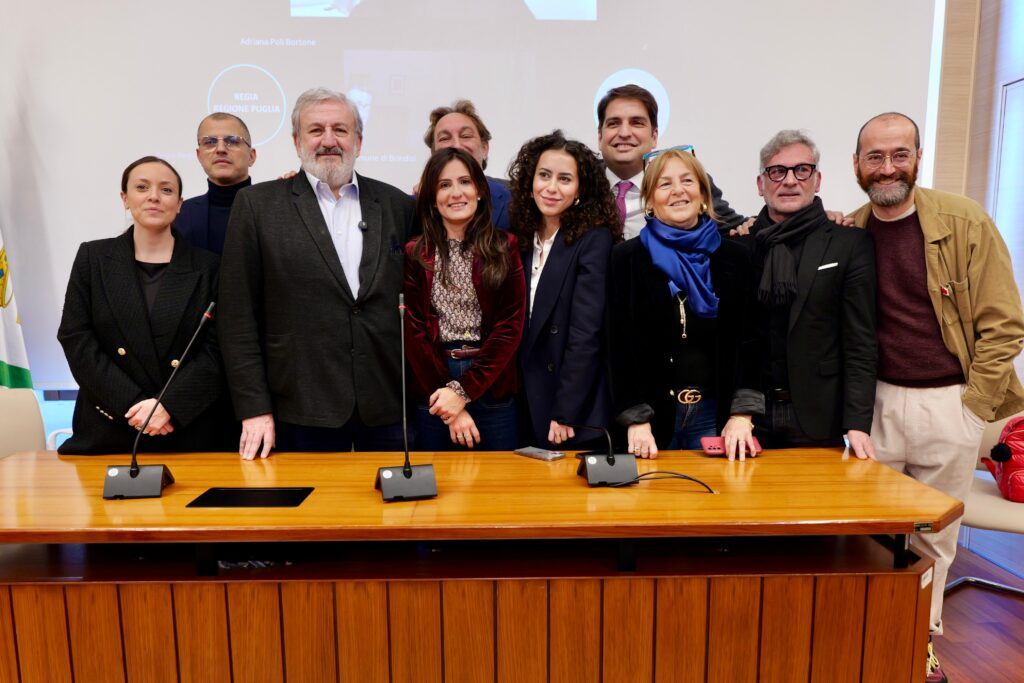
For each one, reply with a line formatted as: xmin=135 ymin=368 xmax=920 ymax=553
xmin=639 ymin=215 xmax=721 ymax=318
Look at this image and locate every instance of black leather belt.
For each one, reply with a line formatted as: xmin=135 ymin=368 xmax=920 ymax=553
xmin=769 ymin=388 xmax=792 ymax=402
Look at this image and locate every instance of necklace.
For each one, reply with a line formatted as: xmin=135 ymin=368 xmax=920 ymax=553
xmin=676 ymin=293 xmax=688 ymax=339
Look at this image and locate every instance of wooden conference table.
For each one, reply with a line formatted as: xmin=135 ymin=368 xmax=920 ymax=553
xmin=0 ymin=449 xmax=961 ymax=683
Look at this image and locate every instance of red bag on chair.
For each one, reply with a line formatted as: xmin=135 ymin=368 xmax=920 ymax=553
xmin=982 ymin=416 xmax=1024 ymax=503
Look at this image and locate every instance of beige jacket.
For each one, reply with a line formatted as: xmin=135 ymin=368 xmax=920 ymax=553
xmin=850 ymin=186 xmax=1024 ymax=421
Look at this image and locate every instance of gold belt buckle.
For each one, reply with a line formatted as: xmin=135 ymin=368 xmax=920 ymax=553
xmin=677 ymin=388 xmax=702 ymax=405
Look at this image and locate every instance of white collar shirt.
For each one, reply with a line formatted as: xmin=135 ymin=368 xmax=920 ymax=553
xmin=606 ymin=168 xmax=646 ymax=240
xmin=306 ymin=170 xmax=363 ymax=298
xmin=529 ymin=229 xmax=559 ymax=317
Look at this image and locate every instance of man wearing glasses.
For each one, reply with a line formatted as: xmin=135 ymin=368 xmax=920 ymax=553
xmin=176 ymin=113 xmax=257 ymax=255
xmin=596 ymin=84 xmax=746 ymax=239
xmin=735 ymin=130 xmax=878 ymax=460
xmin=849 ymin=112 xmax=1024 ymax=683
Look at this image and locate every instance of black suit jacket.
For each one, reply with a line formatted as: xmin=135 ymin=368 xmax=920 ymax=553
xmin=610 ymin=237 xmax=759 ymax=445
xmin=57 ymin=229 xmax=231 ymax=454
xmin=770 ymin=222 xmax=877 ymax=439
xmin=519 ymin=227 xmax=613 ymax=446
xmin=218 ymin=171 xmax=415 ymax=428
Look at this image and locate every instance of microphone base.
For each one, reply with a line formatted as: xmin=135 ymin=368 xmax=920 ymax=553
xmin=103 ymin=464 xmax=175 ymax=500
xmin=576 ymin=451 xmax=638 ymax=487
xmin=375 ymin=464 xmax=438 ymax=501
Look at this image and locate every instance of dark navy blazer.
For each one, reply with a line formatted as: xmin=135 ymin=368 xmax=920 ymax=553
xmin=519 ymin=227 xmax=613 ymax=447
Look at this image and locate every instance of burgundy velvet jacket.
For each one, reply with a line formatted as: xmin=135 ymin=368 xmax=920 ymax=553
xmin=403 ymin=233 xmax=525 ymax=401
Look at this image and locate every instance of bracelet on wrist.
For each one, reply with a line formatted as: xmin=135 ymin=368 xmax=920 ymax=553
xmin=445 ymin=381 xmax=471 ymax=403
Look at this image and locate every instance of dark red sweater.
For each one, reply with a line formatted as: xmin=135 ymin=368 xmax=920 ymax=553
xmin=867 ymin=210 xmax=964 ymax=387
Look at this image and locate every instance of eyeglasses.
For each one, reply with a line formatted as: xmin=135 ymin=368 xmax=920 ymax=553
xmin=199 ymin=135 xmax=251 ymax=151
xmin=762 ymin=163 xmax=817 ymax=183
xmin=642 ymin=144 xmax=696 ymax=162
xmin=858 ymin=150 xmax=915 ymax=170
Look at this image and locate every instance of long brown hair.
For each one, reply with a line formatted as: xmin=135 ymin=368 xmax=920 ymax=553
xmin=414 ymin=147 xmax=509 ymax=289
xmin=508 ymin=130 xmax=620 ymax=248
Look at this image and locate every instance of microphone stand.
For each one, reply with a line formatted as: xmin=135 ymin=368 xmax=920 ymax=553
xmin=375 ymin=293 xmax=438 ymax=501
xmin=558 ymin=421 xmax=638 ymax=487
xmin=103 ymin=302 xmax=215 ymax=499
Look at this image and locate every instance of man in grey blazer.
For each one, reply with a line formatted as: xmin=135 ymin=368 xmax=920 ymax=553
xmin=219 ymin=87 xmax=415 ymax=458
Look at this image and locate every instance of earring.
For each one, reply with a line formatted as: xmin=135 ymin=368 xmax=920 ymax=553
xmin=573 ymin=197 xmax=580 ymax=206
xmin=700 ymin=202 xmax=708 ymax=214
xmin=644 ymin=207 xmax=654 ymax=219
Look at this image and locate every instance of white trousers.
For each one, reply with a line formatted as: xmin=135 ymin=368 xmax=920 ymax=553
xmin=871 ymin=380 xmax=985 ymax=635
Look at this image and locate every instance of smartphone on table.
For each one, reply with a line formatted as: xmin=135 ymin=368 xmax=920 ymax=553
xmin=514 ymin=447 xmax=565 ymax=461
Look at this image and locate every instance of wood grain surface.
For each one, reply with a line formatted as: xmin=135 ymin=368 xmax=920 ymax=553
xmin=0 ymin=450 xmax=962 ymax=542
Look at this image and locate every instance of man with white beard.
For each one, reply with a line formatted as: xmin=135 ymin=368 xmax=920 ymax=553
xmin=219 ymin=87 xmax=416 ymax=458
xmin=849 ymin=111 xmax=1024 ymax=683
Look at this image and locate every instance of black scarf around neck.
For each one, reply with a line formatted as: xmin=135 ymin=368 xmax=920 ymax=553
xmin=753 ymin=196 xmax=826 ymax=305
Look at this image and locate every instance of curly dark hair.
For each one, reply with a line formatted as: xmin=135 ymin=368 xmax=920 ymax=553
xmin=413 ymin=147 xmax=510 ymax=290
xmin=507 ymin=130 xmax=620 ymax=249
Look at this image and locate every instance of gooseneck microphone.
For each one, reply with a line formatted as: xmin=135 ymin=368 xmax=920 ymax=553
xmin=557 ymin=421 xmax=639 ymax=486
xmin=375 ymin=293 xmax=438 ymax=501
xmin=103 ymin=302 xmax=216 ymax=500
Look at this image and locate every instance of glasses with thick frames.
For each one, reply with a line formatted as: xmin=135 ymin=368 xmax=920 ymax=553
xmin=762 ymin=163 xmax=817 ymax=183
xmin=199 ymin=135 xmax=251 ymax=151
xmin=858 ymin=150 xmax=915 ymax=170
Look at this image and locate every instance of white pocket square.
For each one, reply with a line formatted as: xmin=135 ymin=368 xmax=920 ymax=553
xmin=817 ymin=262 xmax=839 ymax=271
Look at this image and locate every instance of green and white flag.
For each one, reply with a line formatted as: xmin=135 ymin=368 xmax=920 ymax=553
xmin=0 ymin=226 xmax=32 ymax=388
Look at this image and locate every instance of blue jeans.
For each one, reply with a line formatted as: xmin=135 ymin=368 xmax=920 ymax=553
xmin=667 ymin=398 xmax=718 ymax=450
xmin=415 ymin=356 xmax=518 ymax=451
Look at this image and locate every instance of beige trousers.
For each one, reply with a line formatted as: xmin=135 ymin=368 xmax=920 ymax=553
xmin=871 ymin=380 xmax=984 ymax=635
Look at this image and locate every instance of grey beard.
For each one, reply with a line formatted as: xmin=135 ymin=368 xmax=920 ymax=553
xmin=867 ymin=179 xmax=912 ymax=207
xmin=299 ymin=151 xmax=354 ymax=188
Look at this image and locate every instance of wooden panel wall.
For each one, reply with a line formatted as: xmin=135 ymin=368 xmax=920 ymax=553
xmin=0 ymin=572 xmax=931 ymax=682
xmin=933 ymin=0 xmax=981 ymax=195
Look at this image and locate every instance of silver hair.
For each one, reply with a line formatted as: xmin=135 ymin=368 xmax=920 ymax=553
xmin=759 ymin=129 xmax=820 ymax=169
xmin=290 ymin=87 xmax=364 ymax=138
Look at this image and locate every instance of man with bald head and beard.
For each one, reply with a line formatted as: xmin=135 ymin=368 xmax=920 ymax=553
xmin=849 ymin=111 xmax=1024 ymax=683
xmin=219 ymin=87 xmax=415 ymax=458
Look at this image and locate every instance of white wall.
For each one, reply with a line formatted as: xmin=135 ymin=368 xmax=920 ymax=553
xmin=0 ymin=0 xmax=940 ymax=388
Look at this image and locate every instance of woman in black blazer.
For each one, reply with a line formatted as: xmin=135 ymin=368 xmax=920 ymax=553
xmin=510 ymin=130 xmax=619 ymax=448
xmin=610 ymin=148 xmax=761 ymax=459
xmin=57 ymin=156 xmax=232 ymax=454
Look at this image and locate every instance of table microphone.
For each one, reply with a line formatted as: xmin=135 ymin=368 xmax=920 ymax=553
xmin=375 ymin=293 xmax=437 ymax=501
xmin=102 ymin=302 xmax=215 ymax=500
xmin=557 ymin=421 xmax=638 ymax=487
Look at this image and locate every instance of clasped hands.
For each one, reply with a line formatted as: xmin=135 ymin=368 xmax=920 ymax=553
xmin=429 ymin=387 xmax=481 ymax=448
xmin=125 ymin=399 xmax=173 ymax=436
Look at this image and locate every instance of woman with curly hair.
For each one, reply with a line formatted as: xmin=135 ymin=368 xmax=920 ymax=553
xmin=404 ymin=147 xmax=525 ymax=451
xmin=509 ymin=130 xmax=619 ymax=448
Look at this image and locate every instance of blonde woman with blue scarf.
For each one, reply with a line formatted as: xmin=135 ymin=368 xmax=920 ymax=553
xmin=610 ymin=148 xmax=762 ymax=459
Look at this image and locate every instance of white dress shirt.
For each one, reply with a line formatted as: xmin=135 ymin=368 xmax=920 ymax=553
xmin=529 ymin=229 xmax=559 ymax=316
xmin=306 ymin=170 xmax=363 ymax=298
xmin=606 ymin=168 xmax=646 ymax=240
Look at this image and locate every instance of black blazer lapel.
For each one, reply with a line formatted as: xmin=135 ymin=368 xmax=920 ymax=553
xmin=356 ymin=181 xmax=383 ymax=300
xmin=149 ymin=237 xmax=200 ymax=361
xmin=789 ymin=225 xmax=833 ymax=332
xmin=99 ymin=232 xmax=163 ymax=388
xmin=291 ymin=173 xmax=355 ymax=300
xmin=523 ymin=236 xmax=573 ymax=354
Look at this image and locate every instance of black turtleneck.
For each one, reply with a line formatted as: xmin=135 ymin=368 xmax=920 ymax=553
xmin=205 ymin=177 xmax=251 ymax=255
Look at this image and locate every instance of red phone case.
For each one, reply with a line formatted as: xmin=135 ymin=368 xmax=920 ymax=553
xmin=699 ymin=436 xmax=762 ymax=455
